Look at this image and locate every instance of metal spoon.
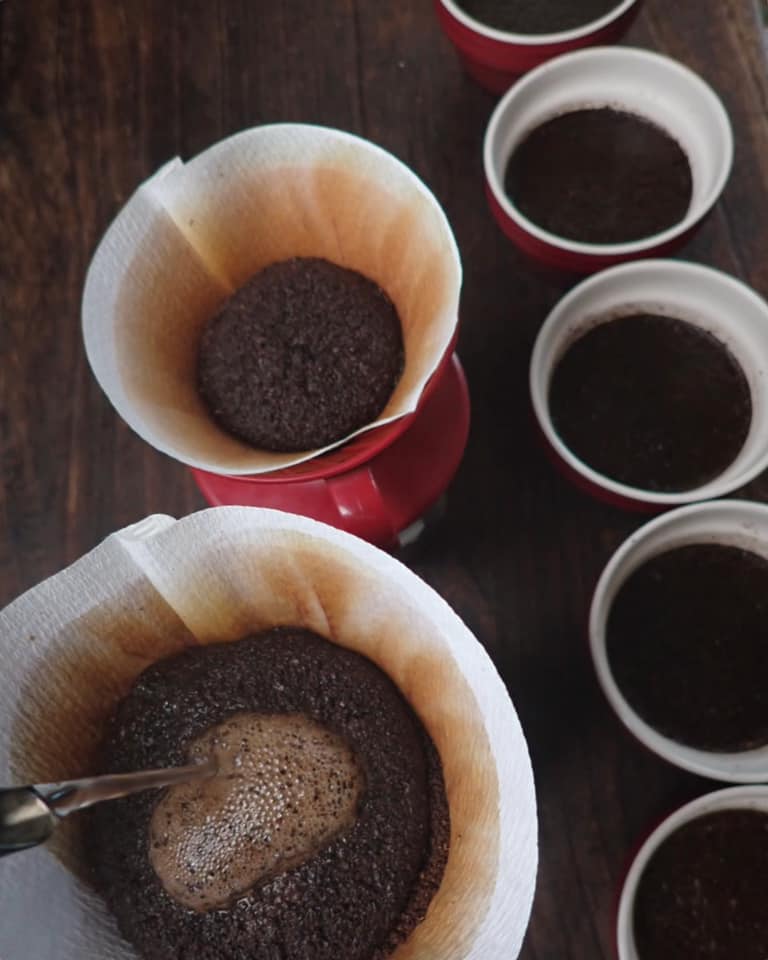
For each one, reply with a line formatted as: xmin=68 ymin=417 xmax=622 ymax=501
xmin=0 ymin=757 xmax=217 ymax=858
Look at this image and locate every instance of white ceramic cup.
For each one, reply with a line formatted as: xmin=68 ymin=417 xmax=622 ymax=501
xmin=590 ymin=499 xmax=768 ymax=782
xmin=617 ymin=784 xmax=768 ymax=960
xmin=484 ymin=47 xmax=733 ymax=272
xmin=530 ymin=259 xmax=768 ymax=509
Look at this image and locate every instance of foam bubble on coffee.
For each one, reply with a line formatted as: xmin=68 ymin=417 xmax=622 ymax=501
xmin=149 ymin=712 xmax=364 ymax=911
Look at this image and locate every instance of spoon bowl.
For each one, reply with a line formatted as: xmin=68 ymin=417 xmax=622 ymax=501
xmin=0 ymin=788 xmax=57 ymax=856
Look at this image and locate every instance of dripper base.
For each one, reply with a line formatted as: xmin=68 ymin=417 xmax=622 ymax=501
xmin=190 ymin=353 xmax=470 ymax=548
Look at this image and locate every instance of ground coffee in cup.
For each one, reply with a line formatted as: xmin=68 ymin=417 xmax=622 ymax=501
xmin=606 ymin=544 xmax=768 ymax=752
xmin=505 ymin=108 xmax=693 ymax=244
xmin=549 ymin=312 xmax=751 ymax=492
xmin=633 ymin=808 xmax=768 ymax=960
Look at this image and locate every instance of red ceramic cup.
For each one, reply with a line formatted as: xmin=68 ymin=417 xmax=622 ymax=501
xmin=616 ymin=785 xmax=768 ymax=960
xmin=590 ymin=500 xmax=768 ymax=782
xmin=484 ymin=47 xmax=733 ymax=273
xmin=433 ymin=0 xmax=642 ymax=93
xmin=530 ymin=260 xmax=768 ymax=511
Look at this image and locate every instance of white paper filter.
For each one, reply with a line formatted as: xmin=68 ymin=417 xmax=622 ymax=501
xmin=0 ymin=508 xmax=537 ymax=960
xmin=82 ymin=125 xmax=462 ymax=475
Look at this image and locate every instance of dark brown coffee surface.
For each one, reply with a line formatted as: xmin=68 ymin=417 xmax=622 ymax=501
xmin=457 ymin=0 xmax=620 ymax=33
xmin=549 ymin=313 xmax=751 ymax=492
xmin=606 ymin=544 xmax=768 ymax=752
xmin=197 ymin=257 xmax=404 ymax=452
xmin=504 ymin=109 xmax=693 ymax=244
xmin=634 ymin=810 xmax=768 ymax=960
xmin=87 ymin=628 xmax=449 ymax=960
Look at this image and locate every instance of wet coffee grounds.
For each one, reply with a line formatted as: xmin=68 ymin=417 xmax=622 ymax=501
xmin=198 ymin=257 xmax=404 ymax=452
xmin=549 ymin=313 xmax=751 ymax=492
xmin=634 ymin=809 xmax=768 ymax=960
xmin=456 ymin=0 xmax=621 ymax=33
xmin=504 ymin=108 xmax=693 ymax=244
xmin=606 ymin=544 xmax=768 ymax=752
xmin=87 ymin=628 xmax=449 ymax=960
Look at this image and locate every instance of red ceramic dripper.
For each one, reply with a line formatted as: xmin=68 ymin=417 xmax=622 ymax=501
xmin=191 ymin=350 xmax=470 ymax=549
xmin=81 ymin=125 xmax=466 ymax=539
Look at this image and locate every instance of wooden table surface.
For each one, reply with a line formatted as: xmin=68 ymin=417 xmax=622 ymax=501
xmin=3 ymin=1 xmax=768 ymax=957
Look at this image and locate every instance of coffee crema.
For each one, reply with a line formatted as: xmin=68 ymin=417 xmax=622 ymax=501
xmin=504 ymin=108 xmax=693 ymax=244
xmin=150 ymin=713 xmax=365 ymax=911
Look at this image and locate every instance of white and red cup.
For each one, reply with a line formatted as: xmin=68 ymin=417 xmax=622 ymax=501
xmin=530 ymin=260 xmax=768 ymax=511
xmin=484 ymin=47 xmax=733 ymax=273
xmin=434 ymin=0 xmax=642 ymax=93
xmin=590 ymin=500 xmax=768 ymax=782
xmin=617 ymin=785 xmax=768 ymax=960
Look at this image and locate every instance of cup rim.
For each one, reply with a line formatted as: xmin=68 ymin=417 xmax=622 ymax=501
xmin=437 ymin=0 xmax=640 ymax=45
xmin=617 ymin=784 xmax=768 ymax=960
xmin=483 ymin=46 xmax=734 ymax=257
xmin=529 ymin=258 xmax=768 ymax=506
xmin=590 ymin=500 xmax=768 ymax=781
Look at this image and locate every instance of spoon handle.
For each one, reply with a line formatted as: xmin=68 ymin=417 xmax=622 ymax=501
xmin=0 ymin=758 xmax=216 ymax=859
xmin=36 ymin=758 xmax=217 ymax=817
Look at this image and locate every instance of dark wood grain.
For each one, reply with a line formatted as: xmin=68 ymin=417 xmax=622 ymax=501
xmin=2 ymin=1 xmax=768 ymax=957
